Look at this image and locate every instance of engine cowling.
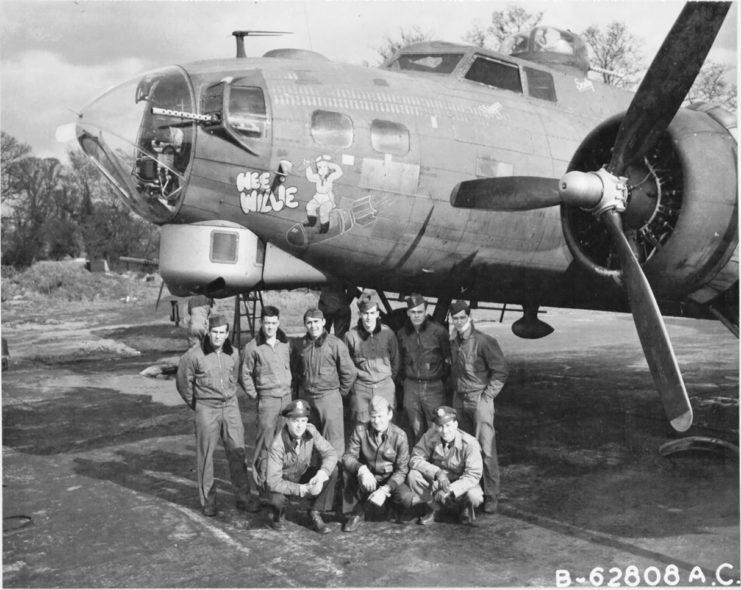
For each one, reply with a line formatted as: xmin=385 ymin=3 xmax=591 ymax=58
xmin=562 ymin=105 xmax=738 ymax=303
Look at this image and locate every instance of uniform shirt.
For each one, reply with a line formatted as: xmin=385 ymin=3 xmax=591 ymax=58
xmin=241 ymin=328 xmax=292 ymax=399
xmin=450 ymin=323 xmax=508 ymax=401
xmin=397 ymin=318 xmax=450 ymax=381
xmin=176 ymin=337 xmax=240 ymax=408
xmin=410 ymin=427 xmax=483 ymax=498
xmin=342 ymin=421 xmax=410 ymax=491
xmin=266 ymin=423 xmax=338 ymax=496
xmin=344 ymin=321 xmax=400 ymax=385
xmin=293 ymin=331 xmax=357 ymax=397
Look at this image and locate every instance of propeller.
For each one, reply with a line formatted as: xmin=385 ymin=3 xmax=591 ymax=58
xmin=450 ymin=2 xmax=730 ymax=431
xmin=451 ymin=177 xmax=560 ymax=211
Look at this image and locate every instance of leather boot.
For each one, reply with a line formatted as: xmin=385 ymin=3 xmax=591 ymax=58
xmin=235 ymin=493 xmax=262 ymax=513
xmin=202 ymin=498 xmax=217 ymax=517
xmin=270 ymin=508 xmax=285 ymax=531
xmin=308 ymin=510 xmax=330 ymax=534
xmin=318 ymin=221 xmax=330 ymax=234
xmin=459 ymin=502 xmax=478 ymax=527
xmin=303 ymin=215 xmax=317 ymax=227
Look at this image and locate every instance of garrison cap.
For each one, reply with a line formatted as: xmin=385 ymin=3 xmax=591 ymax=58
xmin=434 ymin=406 xmax=458 ymax=426
xmin=208 ymin=314 xmax=229 ymax=329
xmin=281 ymin=399 xmax=312 ymax=418
xmin=448 ymin=300 xmax=470 ymax=316
xmin=303 ymin=308 xmax=324 ymax=321
xmin=369 ymin=395 xmax=393 ymax=415
xmin=358 ymin=297 xmax=378 ymax=313
xmin=405 ymin=293 xmax=427 ymax=309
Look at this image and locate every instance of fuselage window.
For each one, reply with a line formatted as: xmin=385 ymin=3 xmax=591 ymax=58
xmin=211 ymin=231 xmax=239 ymax=264
xmin=524 ymin=67 xmax=557 ymax=102
xmin=371 ymin=119 xmax=410 ymax=155
xmin=226 ymin=86 xmax=267 ymax=138
xmin=311 ymin=110 xmax=353 ymax=148
xmin=391 ymin=53 xmax=464 ymax=74
xmin=464 ymin=57 xmax=523 ymax=94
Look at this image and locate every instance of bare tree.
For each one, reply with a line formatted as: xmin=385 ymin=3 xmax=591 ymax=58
xmin=373 ymin=26 xmax=431 ymax=65
xmin=581 ymin=22 xmax=644 ymax=89
xmin=463 ymin=5 xmax=543 ymax=51
xmin=686 ymin=60 xmax=737 ymax=112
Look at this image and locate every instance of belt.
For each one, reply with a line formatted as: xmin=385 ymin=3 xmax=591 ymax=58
xmin=405 ymin=377 xmax=441 ymax=383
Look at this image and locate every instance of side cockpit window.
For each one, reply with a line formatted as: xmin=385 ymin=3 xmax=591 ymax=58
xmin=464 ymin=57 xmax=523 ymax=94
xmin=390 ymin=53 xmax=464 ymax=74
xmin=524 ymin=67 xmax=557 ymax=102
xmin=311 ymin=110 xmax=353 ymax=148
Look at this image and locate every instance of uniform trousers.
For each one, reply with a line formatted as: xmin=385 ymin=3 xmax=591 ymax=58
xmin=351 ymin=378 xmax=396 ymax=423
xmin=268 ymin=466 xmax=338 ymax=513
xmin=342 ymin=471 xmax=413 ymax=514
xmin=454 ymin=392 xmax=500 ymax=500
xmin=302 ymin=390 xmax=346 ymax=457
xmin=252 ymin=392 xmax=292 ymax=488
xmin=194 ymin=396 xmax=251 ymax=507
xmin=403 ymin=378 xmax=445 ymax=443
xmin=407 ymin=468 xmax=484 ymax=509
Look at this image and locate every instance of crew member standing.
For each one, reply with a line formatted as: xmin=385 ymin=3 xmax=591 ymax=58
xmin=318 ymin=281 xmax=360 ymax=340
xmin=176 ymin=315 xmax=260 ymax=516
xmin=293 ymin=308 xmax=357 ymax=457
xmin=241 ymin=305 xmax=293 ymax=491
xmin=449 ymin=300 xmax=508 ymax=514
xmin=397 ymin=293 xmax=450 ymax=443
xmin=344 ymin=298 xmax=400 ymax=424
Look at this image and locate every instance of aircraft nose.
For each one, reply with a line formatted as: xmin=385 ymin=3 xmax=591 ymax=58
xmin=75 ymin=65 xmax=196 ymax=224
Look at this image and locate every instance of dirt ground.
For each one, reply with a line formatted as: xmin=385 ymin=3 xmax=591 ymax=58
xmin=2 ymin=286 xmax=739 ymax=588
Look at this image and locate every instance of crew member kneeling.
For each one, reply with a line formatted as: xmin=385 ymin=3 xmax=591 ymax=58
xmin=407 ymin=406 xmax=483 ymax=526
xmin=265 ymin=400 xmax=339 ymax=534
xmin=341 ymin=396 xmax=413 ymax=532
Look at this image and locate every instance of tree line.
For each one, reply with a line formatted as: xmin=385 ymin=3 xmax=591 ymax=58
xmin=2 ymin=7 xmax=735 ymax=271
xmin=375 ymin=6 xmax=737 ymax=106
xmin=1 ymin=133 xmax=159 ymax=270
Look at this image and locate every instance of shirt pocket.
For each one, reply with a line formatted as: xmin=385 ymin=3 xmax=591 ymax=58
xmin=381 ymin=448 xmax=397 ymax=462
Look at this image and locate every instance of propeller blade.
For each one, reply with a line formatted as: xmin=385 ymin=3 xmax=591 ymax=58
xmin=155 ymin=279 xmax=165 ymax=312
xmin=608 ymin=1 xmax=730 ymax=175
xmin=601 ymin=210 xmax=693 ymax=432
xmin=450 ymin=176 xmax=560 ymax=211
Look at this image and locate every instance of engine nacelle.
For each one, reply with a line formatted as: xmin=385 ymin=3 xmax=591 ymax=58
xmin=159 ymin=222 xmax=327 ymax=297
xmin=562 ymin=105 xmax=737 ymax=303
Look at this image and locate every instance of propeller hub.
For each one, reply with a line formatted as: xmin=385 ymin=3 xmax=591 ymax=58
xmin=559 ymin=168 xmax=628 ymax=217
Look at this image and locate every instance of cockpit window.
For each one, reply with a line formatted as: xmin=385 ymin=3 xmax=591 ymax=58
xmin=389 ymin=53 xmax=464 ymax=74
xmin=524 ymin=67 xmax=557 ymax=102
xmin=311 ymin=110 xmax=353 ymax=148
xmin=464 ymin=56 xmax=523 ymax=94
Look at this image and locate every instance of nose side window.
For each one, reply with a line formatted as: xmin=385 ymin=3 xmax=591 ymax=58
xmin=227 ymin=86 xmax=268 ymax=139
xmin=311 ymin=110 xmax=353 ymax=148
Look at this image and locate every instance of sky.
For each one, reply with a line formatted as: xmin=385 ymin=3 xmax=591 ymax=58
xmin=1 ymin=0 xmax=737 ymax=163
